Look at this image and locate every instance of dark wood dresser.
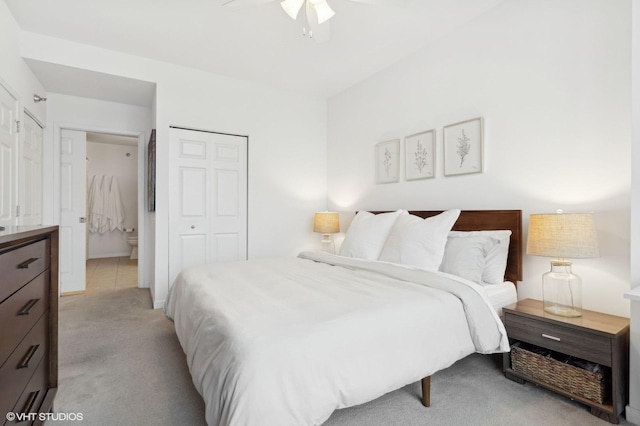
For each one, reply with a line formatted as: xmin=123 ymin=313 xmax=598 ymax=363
xmin=0 ymin=226 xmax=58 ymax=425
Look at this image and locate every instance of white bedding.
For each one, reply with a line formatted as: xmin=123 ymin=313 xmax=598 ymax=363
xmin=165 ymin=251 xmax=509 ymax=426
xmin=482 ymin=282 xmax=518 ymax=315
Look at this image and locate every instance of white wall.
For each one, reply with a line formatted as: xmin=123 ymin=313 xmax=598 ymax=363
xmin=43 ymin=93 xmax=152 ymax=290
xmin=327 ymin=0 xmax=631 ymax=317
xmin=86 ymin=140 xmax=138 ymax=259
xmin=0 ymin=1 xmax=45 ymax=124
xmin=20 ymin=34 xmax=328 ymax=307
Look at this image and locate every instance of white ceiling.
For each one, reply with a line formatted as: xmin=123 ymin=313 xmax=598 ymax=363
xmin=5 ymin=0 xmax=506 ymax=102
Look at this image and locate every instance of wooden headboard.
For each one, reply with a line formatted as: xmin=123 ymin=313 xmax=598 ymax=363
xmin=371 ymin=210 xmax=523 ymax=284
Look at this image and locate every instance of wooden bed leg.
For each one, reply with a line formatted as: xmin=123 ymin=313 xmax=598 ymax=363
xmin=421 ymin=376 xmax=431 ymax=407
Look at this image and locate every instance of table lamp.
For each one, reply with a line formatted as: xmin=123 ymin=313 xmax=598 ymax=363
xmin=526 ymin=211 xmax=599 ymax=317
xmin=313 ymin=212 xmax=340 ymax=253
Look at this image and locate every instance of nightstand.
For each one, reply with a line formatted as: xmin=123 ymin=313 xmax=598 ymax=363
xmin=502 ymin=299 xmax=629 ymax=424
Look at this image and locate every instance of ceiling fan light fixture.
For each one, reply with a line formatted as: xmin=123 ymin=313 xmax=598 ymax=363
xmin=310 ymin=0 xmax=335 ymax=24
xmin=280 ymin=0 xmax=305 ymax=20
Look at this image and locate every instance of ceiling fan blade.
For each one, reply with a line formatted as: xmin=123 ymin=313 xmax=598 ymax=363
xmin=310 ymin=0 xmax=335 ymax=24
xmin=304 ymin=1 xmax=331 ymax=43
xmin=280 ymin=0 xmax=305 ymax=19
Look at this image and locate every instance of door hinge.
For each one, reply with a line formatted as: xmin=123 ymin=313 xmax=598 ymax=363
xmin=16 ymin=205 xmax=20 ymax=217
xmin=15 ymin=120 xmax=20 ymax=133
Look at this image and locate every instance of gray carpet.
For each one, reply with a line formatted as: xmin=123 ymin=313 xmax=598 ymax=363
xmin=51 ymin=287 xmax=628 ymax=425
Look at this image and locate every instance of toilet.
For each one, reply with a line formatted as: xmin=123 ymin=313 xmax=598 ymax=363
xmin=127 ymin=236 xmax=138 ymax=260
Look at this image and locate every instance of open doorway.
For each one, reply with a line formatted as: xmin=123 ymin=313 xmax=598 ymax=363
xmin=85 ymin=133 xmax=139 ymax=293
xmin=59 ymin=127 xmax=146 ymax=296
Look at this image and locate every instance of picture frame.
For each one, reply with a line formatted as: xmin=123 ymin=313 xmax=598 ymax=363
xmin=443 ymin=117 xmax=483 ymax=176
xmin=375 ymin=139 xmax=400 ymax=184
xmin=147 ymin=129 xmax=156 ymax=212
xmin=404 ymin=130 xmax=435 ymax=180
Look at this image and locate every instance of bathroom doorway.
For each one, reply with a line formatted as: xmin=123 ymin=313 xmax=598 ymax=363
xmin=85 ymin=133 xmax=139 ymax=293
xmin=58 ymin=126 xmax=146 ymax=295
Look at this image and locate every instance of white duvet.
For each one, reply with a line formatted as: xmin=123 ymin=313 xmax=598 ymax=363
xmin=165 ymin=251 xmax=509 ymax=426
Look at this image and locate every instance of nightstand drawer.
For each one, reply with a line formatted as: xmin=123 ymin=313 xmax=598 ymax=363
xmin=504 ymin=312 xmax=611 ymax=366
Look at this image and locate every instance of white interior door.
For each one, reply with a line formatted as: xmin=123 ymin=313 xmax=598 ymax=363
xmin=60 ymin=129 xmax=87 ymax=293
xmin=169 ymin=128 xmax=248 ymax=286
xmin=0 ymin=82 xmax=18 ymax=228
xmin=20 ymin=112 xmax=43 ymax=225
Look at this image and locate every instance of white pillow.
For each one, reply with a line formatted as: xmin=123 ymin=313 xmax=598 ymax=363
xmin=339 ymin=210 xmax=404 ymax=260
xmin=378 ymin=209 xmax=461 ymax=270
xmin=448 ymin=230 xmax=512 ymax=284
xmin=439 ymin=235 xmax=497 ymax=283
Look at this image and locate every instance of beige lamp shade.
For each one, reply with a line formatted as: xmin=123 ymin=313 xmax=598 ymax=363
xmin=526 ymin=212 xmax=599 ymax=258
xmin=313 ymin=212 xmax=340 ymax=234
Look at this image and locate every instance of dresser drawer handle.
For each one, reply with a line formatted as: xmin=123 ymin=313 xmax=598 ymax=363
xmin=17 ymin=345 xmax=40 ymax=369
xmin=542 ymin=333 xmax=561 ymax=342
xmin=18 ymin=298 xmax=40 ymax=316
xmin=17 ymin=257 xmax=39 ymax=269
xmin=20 ymin=390 xmax=40 ymax=415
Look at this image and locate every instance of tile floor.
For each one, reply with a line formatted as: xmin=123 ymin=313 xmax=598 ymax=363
xmin=86 ymin=256 xmax=138 ymax=293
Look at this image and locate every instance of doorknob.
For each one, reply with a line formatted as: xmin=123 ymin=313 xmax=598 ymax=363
xmin=190 ymin=225 xmax=195 ymax=229
xmin=79 ymin=217 xmax=86 ymax=223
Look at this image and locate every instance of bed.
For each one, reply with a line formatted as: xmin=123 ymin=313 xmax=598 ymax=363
xmin=165 ymin=209 xmax=522 ymax=426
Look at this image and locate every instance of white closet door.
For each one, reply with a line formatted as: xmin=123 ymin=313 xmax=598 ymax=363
xmin=210 ymin=132 xmax=248 ymax=263
xmin=20 ymin=112 xmax=43 ymax=225
xmin=168 ymin=128 xmax=248 ymax=287
xmin=0 ymin=83 xmax=18 ymax=228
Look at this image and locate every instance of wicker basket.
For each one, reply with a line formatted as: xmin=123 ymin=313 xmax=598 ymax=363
xmin=510 ymin=344 xmax=608 ymax=404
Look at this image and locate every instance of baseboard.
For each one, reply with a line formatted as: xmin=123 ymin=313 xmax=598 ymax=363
xmin=153 ymin=299 xmax=165 ymax=310
xmin=626 ymin=405 xmax=640 ymax=425
xmin=61 ymin=290 xmax=86 ymax=296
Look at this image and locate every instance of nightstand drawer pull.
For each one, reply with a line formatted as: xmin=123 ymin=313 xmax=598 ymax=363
xmin=542 ymin=333 xmax=561 ymax=342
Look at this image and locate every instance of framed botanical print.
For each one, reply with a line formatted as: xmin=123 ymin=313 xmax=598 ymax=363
xmin=404 ymin=130 xmax=435 ymax=180
xmin=375 ymin=139 xmax=400 ymax=184
xmin=443 ymin=117 xmax=483 ymax=176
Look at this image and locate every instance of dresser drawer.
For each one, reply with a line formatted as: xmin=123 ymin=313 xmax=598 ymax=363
xmin=0 ymin=315 xmax=47 ymax=419
xmin=0 ymin=240 xmax=48 ymax=304
xmin=8 ymin=356 xmax=48 ymax=425
xmin=504 ymin=312 xmax=611 ymax=366
xmin=0 ymin=273 xmax=48 ymax=367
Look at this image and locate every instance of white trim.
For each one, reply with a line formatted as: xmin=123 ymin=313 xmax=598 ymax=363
xmin=54 ymin=122 xmax=147 ymax=289
xmin=626 ymin=405 xmax=640 ymax=425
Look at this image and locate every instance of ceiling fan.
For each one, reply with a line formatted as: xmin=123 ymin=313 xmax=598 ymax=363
xmin=222 ymin=0 xmax=378 ymax=43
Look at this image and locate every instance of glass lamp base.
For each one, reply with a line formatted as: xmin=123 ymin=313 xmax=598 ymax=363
xmin=320 ymin=234 xmax=335 ymax=254
xmin=542 ymin=260 xmax=583 ymax=318
xmin=543 ymin=305 xmax=582 ymax=317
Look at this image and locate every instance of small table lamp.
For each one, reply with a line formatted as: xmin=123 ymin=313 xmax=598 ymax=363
xmin=313 ymin=212 xmax=340 ymax=253
xmin=526 ymin=211 xmax=599 ymax=317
